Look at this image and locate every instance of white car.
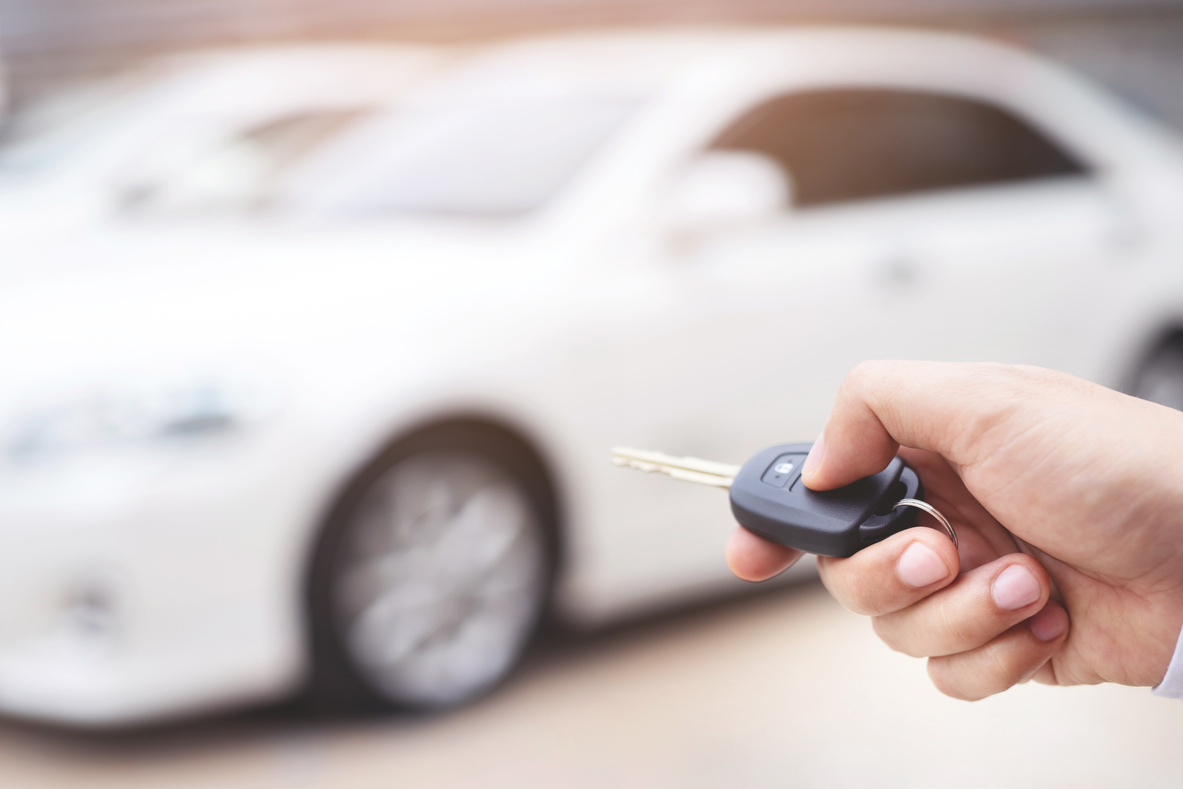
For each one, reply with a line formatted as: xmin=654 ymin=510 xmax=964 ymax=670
xmin=2 ymin=29 xmax=1183 ymax=727
xmin=0 ymin=44 xmax=449 ymax=285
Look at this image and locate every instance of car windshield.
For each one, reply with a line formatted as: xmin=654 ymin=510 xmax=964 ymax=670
xmin=290 ymin=94 xmax=640 ymax=218
xmin=0 ymin=77 xmax=148 ymax=178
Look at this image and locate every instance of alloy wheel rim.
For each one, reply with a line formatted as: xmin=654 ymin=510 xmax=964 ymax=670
xmin=333 ymin=450 xmax=546 ymax=706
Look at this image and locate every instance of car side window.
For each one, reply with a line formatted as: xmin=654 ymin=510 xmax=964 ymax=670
xmin=709 ymin=89 xmax=1088 ymax=209
xmin=117 ymin=110 xmax=366 ymax=215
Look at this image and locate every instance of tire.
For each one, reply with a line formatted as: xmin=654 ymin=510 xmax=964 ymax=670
xmin=1130 ymin=339 xmax=1183 ymax=411
xmin=306 ymin=423 xmax=556 ymax=713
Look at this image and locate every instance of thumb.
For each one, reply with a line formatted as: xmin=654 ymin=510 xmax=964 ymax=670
xmin=800 ymin=360 xmax=1023 ymax=491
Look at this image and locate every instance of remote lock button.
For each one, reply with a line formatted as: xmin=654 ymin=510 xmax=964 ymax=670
xmin=761 ymin=454 xmax=806 ymax=488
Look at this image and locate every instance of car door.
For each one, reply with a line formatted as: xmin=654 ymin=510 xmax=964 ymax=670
xmin=548 ymin=80 xmax=1136 ymax=616
xmin=661 ymin=86 xmax=1128 ymax=456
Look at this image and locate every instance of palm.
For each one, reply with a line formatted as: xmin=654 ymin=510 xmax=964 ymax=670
xmin=905 ymin=434 xmax=1183 ymax=688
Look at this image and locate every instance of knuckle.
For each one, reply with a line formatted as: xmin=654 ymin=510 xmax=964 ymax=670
xmin=936 ymin=595 xmax=979 ymax=652
xmin=982 ymin=635 xmax=1042 ymax=687
xmin=927 ymin=658 xmax=991 ymax=702
xmin=820 ymin=558 xmax=886 ymax=617
xmin=848 ymin=569 xmax=894 ymax=617
xmin=843 ymin=360 xmax=889 ymax=396
xmin=872 ymin=616 xmax=925 ymax=658
xmin=926 ymin=628 xmax=1050 ymax=702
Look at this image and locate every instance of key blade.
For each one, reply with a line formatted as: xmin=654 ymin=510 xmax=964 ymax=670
xmin=610 ymin=447 xmax=738 ymax=477
xmin=611 ymin=447 xmax=739 ymax=489
xmin=611 ymin=447 xmax=741 ymax=478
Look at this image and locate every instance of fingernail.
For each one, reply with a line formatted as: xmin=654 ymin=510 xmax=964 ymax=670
xmin=1029 ymin=604 xmax=1068 ymax=642
xmin=802 ymin=432 xmax=825 ymax=476
xmin=992 ymin=565 xmax=1041 ymax=611
xmin=897 ymin=542 xmax=949 ymax=588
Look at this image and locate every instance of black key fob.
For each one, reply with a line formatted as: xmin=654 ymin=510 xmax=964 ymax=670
xmin=729 ymin=442 xmax=923 ymax=557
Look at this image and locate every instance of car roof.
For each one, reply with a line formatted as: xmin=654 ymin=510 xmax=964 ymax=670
xmin=141 ymin=43 xmax=453 ymax=113
xmin=430 ymin=27 xmax=1047 ymax=94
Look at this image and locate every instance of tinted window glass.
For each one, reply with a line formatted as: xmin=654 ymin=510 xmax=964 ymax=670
xmin=118 ymin=111 xmax=366 ymax=214
xmin=710 ymin=89 xmax=1087 ymax=208
xmin=297 ymin=96 xmax=639 ymax=218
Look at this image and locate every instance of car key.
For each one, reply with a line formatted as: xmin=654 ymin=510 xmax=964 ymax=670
xmin=611 ymin=443 xmax=956 ymax=558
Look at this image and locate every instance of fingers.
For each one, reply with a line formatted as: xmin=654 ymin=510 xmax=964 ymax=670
xmin=870 ymin=553 xmax=1052 ymax=657
xmin=818 ymin=527 xmax=1070 ymax=701
xmin=927 ymin=602 xmax=1069 ymax=700
xmin=802 ymin=360 xmax=1033 ymax=491
xmin=816 ymin=527 xmax=961 ymax=616
xmin=895 ymin=447 xmax=1019 ymax=567
xmin=726 ymin=526 xmax=803 ymax=582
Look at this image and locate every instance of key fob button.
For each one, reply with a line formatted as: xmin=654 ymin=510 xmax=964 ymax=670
xmin=760 ymin=454 xmax=806 ymax=488
xmin=731 ymin=442 xmax=923 ymax=557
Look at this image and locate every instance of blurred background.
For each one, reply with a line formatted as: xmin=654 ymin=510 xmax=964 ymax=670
xmin=3 ymin=1 xmax=1183 ymax=787
xmin=5 ymin=0 xmax=1183 ymax=125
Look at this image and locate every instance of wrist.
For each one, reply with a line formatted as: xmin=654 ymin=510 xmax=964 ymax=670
xmin=1152 ymin=609 xmax=1183 ymax=698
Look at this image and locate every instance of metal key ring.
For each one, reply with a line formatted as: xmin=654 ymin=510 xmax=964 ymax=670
xmin=893 ymin=498 xmax=959 ymax=549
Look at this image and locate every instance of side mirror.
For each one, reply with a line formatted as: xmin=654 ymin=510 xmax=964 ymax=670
xmin=664 ymin=151 xmax=791 ymax=241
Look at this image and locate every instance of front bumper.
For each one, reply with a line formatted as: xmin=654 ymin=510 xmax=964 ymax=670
xmin=0 ymin=437 xmax=313 ymax=727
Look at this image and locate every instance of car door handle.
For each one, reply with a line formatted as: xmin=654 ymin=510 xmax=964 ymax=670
xmin=871 ymin=256 xmax=921 ymax=289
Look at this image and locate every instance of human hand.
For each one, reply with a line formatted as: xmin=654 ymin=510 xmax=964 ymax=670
xmin=727 ymin=361 xmax=1183 ymax=699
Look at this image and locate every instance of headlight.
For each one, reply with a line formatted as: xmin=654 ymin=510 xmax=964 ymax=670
xmin=3 ymin=372 xmax=281 ymax=465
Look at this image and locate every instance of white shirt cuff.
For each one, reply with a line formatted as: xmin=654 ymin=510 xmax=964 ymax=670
xmin=1152 ymin=618 xmax=1183 ymax=699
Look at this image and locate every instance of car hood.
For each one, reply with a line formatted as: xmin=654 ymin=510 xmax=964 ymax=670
xmin=0 ymin=224 xmax=588 ymax=388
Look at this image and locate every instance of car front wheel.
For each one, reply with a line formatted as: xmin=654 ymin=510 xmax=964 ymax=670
xmin=308 ymin=426 xmax=554 ymax=712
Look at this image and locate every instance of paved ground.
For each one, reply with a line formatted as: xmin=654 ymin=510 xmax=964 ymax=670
xmin=2 ymin=575 xmax=1182 ymax=789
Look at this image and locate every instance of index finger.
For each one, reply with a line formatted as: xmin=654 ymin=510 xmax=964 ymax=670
xmin=726 ymin=525 xmax=803 ymax=582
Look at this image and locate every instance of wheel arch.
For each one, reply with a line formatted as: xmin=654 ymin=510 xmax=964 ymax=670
xmin=296 ymin=410 xmax=570 ymax=709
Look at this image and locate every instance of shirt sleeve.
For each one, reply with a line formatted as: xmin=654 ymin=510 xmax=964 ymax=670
xmin=1152 ymin=618 xmax=1183 ymax=700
